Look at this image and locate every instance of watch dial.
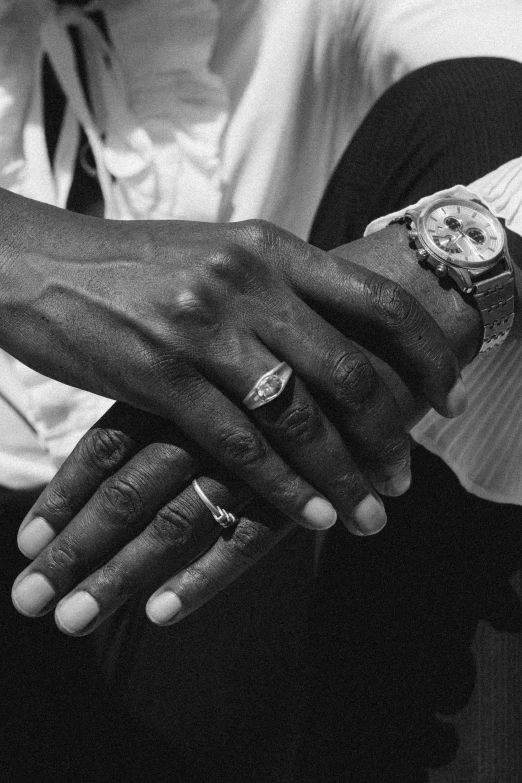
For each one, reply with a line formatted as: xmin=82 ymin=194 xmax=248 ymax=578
xmin=421 ymin=199 xmax=503 ymax=269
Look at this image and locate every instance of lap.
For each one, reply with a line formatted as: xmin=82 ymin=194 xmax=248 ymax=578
xmin=90 ymin=446 xmax=522 ymax=783
xmin=303 ymin=56 xmax=522 ymax=778
xmin=0 ymin=487 xmax=175 ymax=782
xmin=303 ymin=446 xmax=522 ymax=782
xmin=94 ymin=512 xmax=316 ymax=783
xmin=6 ymin=56 xmax=522 ymax=783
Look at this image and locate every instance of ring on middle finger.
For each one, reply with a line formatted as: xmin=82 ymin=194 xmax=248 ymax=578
xmin=242 ymin=362 xmax=293 ymax=410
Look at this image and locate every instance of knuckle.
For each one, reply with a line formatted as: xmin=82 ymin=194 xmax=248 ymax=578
xmin=275 ymin=401 xmax=323 ymax=444
xmin=95 ymin=561 xmax=130 ymax=600
xmin=330 ymin=350 xmax=379 ymax=409
xmin=241 ymin=218 xmax=274 ymax=250
xmin=40 ymin=480 xmax=78 ymax=521
xmin=150 ymin=503 xmax=194 ymax=548
xmin=228 ymin=519 xmax=267 ymax=563
xmin=237 ymin=219 xmax=290 ymax=277
xmin=328 ymin=469 xmax=367 ymax=499
xmin=97 ymin=475 xmax=146 ymax=519
xmin=46 ymin=540 xmax=80 ymax=580
xmin=205 ymin=245 xmax=265 ymax=292
xmin=379 ymin=435 xmax=410 ymax=469
xmin=368 ymin=277 xmax=415 ymax=328
xmin=79 ymin=428 xmax=130 ymax=474
xmin=179 ymin=559 xmax=215 ymax=594
xmin=171 ymin=288 xmax=212 ymax=329
xmin=218 ymin=427 xmax=269 ymax=471
xmin=272 ymin=475 xmax=302 ymax=510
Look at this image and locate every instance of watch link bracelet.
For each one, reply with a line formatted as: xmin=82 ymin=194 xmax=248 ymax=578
xmin=394 ymin=197 xmax=515 ymax=353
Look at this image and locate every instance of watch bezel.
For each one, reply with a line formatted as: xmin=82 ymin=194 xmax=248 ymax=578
xmin=414 ymin=197 xmax=506 ymax=272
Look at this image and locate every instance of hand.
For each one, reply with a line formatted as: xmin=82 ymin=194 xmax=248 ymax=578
xmin=1 ymin=194 xmax=465 ymax=534
xmin=12 ymin=402 xmax=278 ymax=634
xmin=11 ymin=224 xmax=480 ymax=636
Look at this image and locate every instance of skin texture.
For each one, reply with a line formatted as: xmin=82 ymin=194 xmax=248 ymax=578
xmin=11 ymin=221 xmax=492 ymax=635
xmin=0 ymin=190 xmax=465 ymax=536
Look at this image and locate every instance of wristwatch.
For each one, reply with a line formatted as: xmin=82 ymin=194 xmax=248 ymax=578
xmin=398 ymin=196 xmax=516 ymax=353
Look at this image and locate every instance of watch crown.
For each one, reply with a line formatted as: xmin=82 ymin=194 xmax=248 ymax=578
xmin=417 ymin=247 xmax=429 ymax=260
xmin=434 ymin=263 xmax=447 ymax=277
xmin=407 ymin=229 xmax=418 ymax=241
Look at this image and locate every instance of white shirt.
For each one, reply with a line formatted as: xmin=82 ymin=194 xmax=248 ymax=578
xmin=1 ymin=0 xmax=522 ymax=503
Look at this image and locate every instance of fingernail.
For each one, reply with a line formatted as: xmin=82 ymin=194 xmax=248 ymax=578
xmin=147 ymin=591 xmax=182 ymax=625
xmin=18 ymin=517 xmax=56 ymax=559
xmin=302 ymin=497 xmax=337 ymax=529
xmin=351 ymin=494 xmax=387 ymax=535
xmin=446 ymin=377 xmax=468 ymax=417
xmin=382 ymin=467 xmax=412 ymax=497
xmin=12 ymin=573 xmax=56 ymax=616
xmin=345 ymin=521 xmax=366 ymax=537
xmin=55 ymin=591 xmax=100 ymax=634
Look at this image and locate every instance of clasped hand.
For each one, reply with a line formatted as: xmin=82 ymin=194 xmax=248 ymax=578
xmin=11 ymin=219 xmax=466 ymax=633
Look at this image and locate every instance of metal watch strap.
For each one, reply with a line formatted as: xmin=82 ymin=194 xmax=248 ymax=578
xmin=393 ymin=213 xmax=515 ymax=353
xmin=473 ymin=267 xmax=515 ymax=352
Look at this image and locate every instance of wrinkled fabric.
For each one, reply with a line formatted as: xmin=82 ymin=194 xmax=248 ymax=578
xmin=0 ymin=0 xmax=359 ymax=486
xmin=1 ymin=0 xmax=522 ymax=501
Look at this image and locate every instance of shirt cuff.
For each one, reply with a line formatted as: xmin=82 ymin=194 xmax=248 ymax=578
xmin=363 ymin=155 xmax=522 ymax=239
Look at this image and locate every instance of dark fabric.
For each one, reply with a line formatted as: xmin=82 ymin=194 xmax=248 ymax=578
xmin=300 ymin=451 xmax=522 ymax=783
xmin=311 ymin=56 xmax=522 ymax=250
xmin=6 ymin=56 xmax=522 ymax=783
xmin=94 ymin=508 xmax=316 ymax=783
xmin=91 ymin=57 xmax=522 ymax=783
xmin=0 ymin=487 xmax=175 ymax=782
xmin=303 ymin=57 xmax=522 ymax=782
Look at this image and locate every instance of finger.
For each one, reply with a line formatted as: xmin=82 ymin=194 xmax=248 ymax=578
xmin=11 ymin=437 xmax=207 ymax=621
xmin=201 ymin=335 xmax=387 ymax=533
xmin=146 ymin=497 xmax=293 ymax=627
xmin=251 ymin=292 xmax=412 ymax=497
xmin=249 ymin=375 xmax=387 ymax=532
xmin=17 ymin=403 xmax=193 ymax=560
xmin=320 ymin=262 xmax=467 ymax=417
xmin=165 ymin=372 xmax=338 ymax=531
xmin=239 ymin=221 xmax=466 ymax=417
xmin=29 ymin=476 xmax=248 ymax=635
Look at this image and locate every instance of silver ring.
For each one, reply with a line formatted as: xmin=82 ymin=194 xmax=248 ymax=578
xmin=192 ymin=479 xmax=238 ymax=529
xmin=242 ymin=361 xmax=293 ymax=410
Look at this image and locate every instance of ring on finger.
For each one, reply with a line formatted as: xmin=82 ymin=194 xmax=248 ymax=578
xmin=192 ymin=479 xmax=238 ymax=529
xmin=242 ymin=362 xmax=293 ymax=410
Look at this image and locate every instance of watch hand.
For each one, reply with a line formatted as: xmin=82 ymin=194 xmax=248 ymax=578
xmin=461 ymin=234 xmax=483 ymax=258
xmin=446 ymin=230 xmax=482 ymax=258
xmin=437 ymin=234 xmax=455 ymax=249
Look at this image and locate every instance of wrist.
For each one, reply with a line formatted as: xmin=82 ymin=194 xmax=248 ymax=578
xmin=331 ymin=224 xmax=484 ymax=429
xmin=338 ymin=223 xmax=483 ymax=368
xmin=0 ymin=190 xmax=144 ymax=376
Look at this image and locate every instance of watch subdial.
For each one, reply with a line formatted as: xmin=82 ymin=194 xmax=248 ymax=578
xmin=466 ymin=227 xmax=486 ymax=245
xmin=444 ymin=216 xmax=462 ymax=231
xmin=423 ymin=199 xmax=504 ymax=267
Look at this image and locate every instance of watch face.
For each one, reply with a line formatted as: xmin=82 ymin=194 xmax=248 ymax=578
xmin=418 ymin=198 xmax=505 ymax=270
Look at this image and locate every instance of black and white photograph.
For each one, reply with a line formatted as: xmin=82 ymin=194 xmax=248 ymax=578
xmin=1 ymin=1 xmax=521 ymax=781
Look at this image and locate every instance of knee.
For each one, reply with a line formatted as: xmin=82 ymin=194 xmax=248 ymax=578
xmin=387 ymin=57 xmax=522 ymax=123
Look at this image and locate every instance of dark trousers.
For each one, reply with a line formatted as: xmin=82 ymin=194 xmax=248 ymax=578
xmin=3 ymin=57 xmax=522 ymax=782
xmin=95 ymin=57 xmax=522 ymax=783
xmin=306 ymin=58 xmax=522 ymax=781
xmin=0 ymin=490 xmax=177 ymax=782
